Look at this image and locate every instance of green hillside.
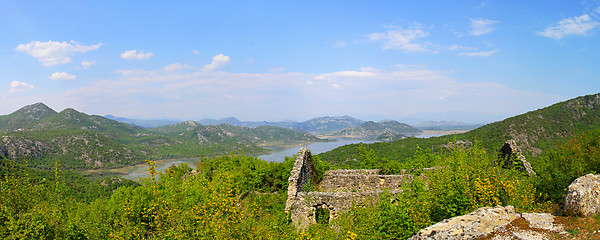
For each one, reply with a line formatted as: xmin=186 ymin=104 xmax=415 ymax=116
xmin=0 ymin=103 xmax=57 ymax=132
xmin=318 ymin=93 xmax=600 ymax=168
xmin=36 ymin=108 xmax=143 ymax=137
xmin=4 ymin=95 xmax=600 ymax=239
xmin=0 ymin=103 xmax=329 ymax=169
xmin=332 ymin=120 xmax=422 ymax=138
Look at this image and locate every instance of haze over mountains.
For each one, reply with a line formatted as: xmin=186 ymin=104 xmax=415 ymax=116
xmin=105 ymin=114 xmax=480 ymax=134
xmin=105 ymin=115 xmax=365 ymax=134
xmin=319 ymin=93 xmax=600 ymax=167
xmin=0 ymin=102 xmax=487 ymax=171
xmin=0 ymin=103 xmax=328 ymax=169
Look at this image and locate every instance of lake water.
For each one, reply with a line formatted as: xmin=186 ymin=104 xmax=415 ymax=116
xmin=257 ymin=138 xmax=379 ymax=162
xmin=257 ymin=132 xmax=446 ymax=162
xmin=120 ymin=131 xmax=451 ymax=180
xmin=121 ymin=158 xmax=198 ymax=181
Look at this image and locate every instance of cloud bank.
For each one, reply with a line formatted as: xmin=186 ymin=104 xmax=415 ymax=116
xmin=81 ymin=60 xmax=96 ymax=69
xmin=539 ymin=14 xmax=599 ymax=40
xmin=469 ymin=18 xmax=498 ymax=36
xmin=15 ymin=40 xmax=101 ymax=66
xmin=49 ymin=72 xmax=77 ymax=81
xmin=9 ymin=81 xmax=35 ymax=93
xmin=368 ymin=24 xmax=433 ymax=52
xmin=202 ymin=54 xmax=230 ymax=71
xmin=62 ymin=63 xmax=562 ymax=122
xmin=458 ymin=49 xmax=500 ymax=57
xmin=120 ymin=50 xmax=154 ymax=60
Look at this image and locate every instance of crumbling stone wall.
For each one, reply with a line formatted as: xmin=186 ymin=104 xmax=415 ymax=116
xmin=499 ymin=140 xmax=536 ymax=176
xmin=285 ymin=147 xmax=314 ymax=214
xmin=319 ymin=169 xmax=415 ymax=192
xmin=285 ymin=148 xmax=422 ymax=228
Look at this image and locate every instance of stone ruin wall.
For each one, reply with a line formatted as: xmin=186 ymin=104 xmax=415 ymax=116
xmin=286 ymin=139 xmax=537 ymax=228
xmin=319 ymin=169 xmax=415 ymax=192
xmin=499 ymin=139 xmax=536 ymax=176
xmin=285 ymin=147 xmax=425 ymax=228
xmin=284 ymin=148 xmax=314 ymax=214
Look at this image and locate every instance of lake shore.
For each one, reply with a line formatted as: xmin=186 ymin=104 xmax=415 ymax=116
xmin=317 ymin=129 xmax=469 ymax=139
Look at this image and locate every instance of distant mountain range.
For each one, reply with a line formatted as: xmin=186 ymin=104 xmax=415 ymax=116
xmin=106 ymin=115 xmax=366 ymax=134
xmin=414 ymin=120 xmax=484 ymax=131
xmin=104 ymin=115 xmax=179 ymax=129
xmin=105 ymin=115 xmax=483 ymax=135
xmin=0 ymin=103 xmax=329 ymax=170
xmin=333 ymin=120 xmax=422 ymax=138
xmin=318 ymin=93 xmax=600 ymax=167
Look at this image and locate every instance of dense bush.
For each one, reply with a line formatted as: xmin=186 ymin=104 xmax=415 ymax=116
xmin=3 ymin=132 xmax=598 ymax=239
xmin=531 ymin=129 xmax=600 ymax=204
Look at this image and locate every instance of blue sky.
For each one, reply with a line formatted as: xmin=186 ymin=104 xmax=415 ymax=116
xmin=1 ymin=1 xmax=600 ymax=123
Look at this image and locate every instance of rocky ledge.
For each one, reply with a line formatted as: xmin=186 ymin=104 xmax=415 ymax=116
xmin=409 ymin=206 xmax=566 ymax=240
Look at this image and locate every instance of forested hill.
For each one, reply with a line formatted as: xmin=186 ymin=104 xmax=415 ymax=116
xmin=318 ymin=93 xmax=600 ymax=168
xmin=332 ymin=120 xmax=422 ymax=137
xmin=0 ymin=103 xmax=327 ymax=170
xmin=149 ymin=121 xmax=328 ymax=147
xmin=0 ymin=102 xmax=57 ymax=132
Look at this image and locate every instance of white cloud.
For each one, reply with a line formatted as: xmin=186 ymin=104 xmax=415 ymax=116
xmin=61 ymin=65 xmax=562 ymax=123
xmin=164 ymin=63 xmax=184 ymax=71
xmin=469 ymin=18 xmax=498 ymax=36
xmin=315 ymin=70 xmax=377 ymax=80
xmin=9 ymin=81 xmax=35 ymax=93
xmin=538 ymin=14 xmax=599 ymax=40
xmin=120 ymin=49 xmax=154 ymax=60
xmin=49 ymin=72 xmax=77 ymax=81
xmin=335 ymin=41 xmax=347 ymax=47
xmin=202 ymin=54 xmax=230 ymax=71
xmin=458 ymin=49 xmax=500 ymax=57
xmin=15 ymin=40 xmax=101 ymax=66
xmin=448 ymin=45 xmax=476 ymax=51
xmin=81 ymin=60 xmax=96 ymax=69
xmin=368 ymin=25 xmax=433 ymax=52
xmin=192 ymin=49 xmax=200 ymax=55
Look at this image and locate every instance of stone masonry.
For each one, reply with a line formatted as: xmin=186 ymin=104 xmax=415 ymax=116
xmin=284 ymin=147 xmax=314 ymax=214
xmin=499 ymin=140 xmax=536 ymax=176
xmin=285 ymin=147 xmax=421 ymax=228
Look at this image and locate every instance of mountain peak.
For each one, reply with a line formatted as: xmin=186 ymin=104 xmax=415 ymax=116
xmin=58 ymin=108 xmax=87 ymax=118
xmin=178 ymin=120 xmax=201 ymax=127
xmin=17 ymin=102 xmax=56 ymax=116
xmin=0 ymin=102 xmax=57 ymax=132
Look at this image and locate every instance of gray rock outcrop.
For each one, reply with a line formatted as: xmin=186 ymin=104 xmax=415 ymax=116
xmin=563 ymin=173 xmax=600 ymax=217
xmin=0 ymin=136 xmax=49 ymax=159
xmin=409 ymin=206 xmax=564 ymax=240
xmin=410 ymin=206 xmax=520 ymax=240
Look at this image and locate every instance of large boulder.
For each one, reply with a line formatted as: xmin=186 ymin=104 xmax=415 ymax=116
xmin=409 ymin=206 xmax=520 ymax=240
xmin=409 ymin=206 xmax=564 ymax=240
xmin=563 ymin=173 xmax=600 ymax=217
